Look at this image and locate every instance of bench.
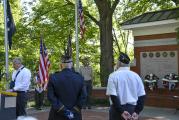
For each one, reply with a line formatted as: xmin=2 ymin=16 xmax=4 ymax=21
xmin=91 ymin=87 xmax=108 ymax=99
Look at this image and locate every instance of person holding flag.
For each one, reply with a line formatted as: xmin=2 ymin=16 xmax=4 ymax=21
xmin=38 ymin=36 xmax=50 ymax=90
xmin=34 ymin=70 xmax=44 ymax=110
xmin=35 ymin=36 xmax=50 ymax=110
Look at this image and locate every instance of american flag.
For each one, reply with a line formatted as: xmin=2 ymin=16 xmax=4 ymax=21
xmin=38 ymin=37 xmax=50 ymax=86
xmin=78 ymin=0 xmax=85 ymax=38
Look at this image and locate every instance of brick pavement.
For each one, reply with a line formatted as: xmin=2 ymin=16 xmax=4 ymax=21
xmin=31 ymin=110 xmax=108 ymax=120
xmin=29 ymin=109 xmax=160 ymax=120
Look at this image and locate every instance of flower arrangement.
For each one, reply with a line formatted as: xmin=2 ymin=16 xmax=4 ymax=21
xmin=145 ymin=73 xmax=159 ymax=81
xmin=164 ymin=73 xmax=179 ymax=81
xmin=144 ymin=73 xmax=158 ymax=91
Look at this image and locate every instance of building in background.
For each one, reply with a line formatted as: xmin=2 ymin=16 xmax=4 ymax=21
xmin=121 ymin=7 xmax=179 ymax=108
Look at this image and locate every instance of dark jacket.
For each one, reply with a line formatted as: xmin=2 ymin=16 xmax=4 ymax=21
xmin=48 ymin=68 xmax=86 ymax=120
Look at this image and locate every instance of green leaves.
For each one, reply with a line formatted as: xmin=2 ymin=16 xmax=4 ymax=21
xmin=0 ymin=0 xmax=178 ymax=87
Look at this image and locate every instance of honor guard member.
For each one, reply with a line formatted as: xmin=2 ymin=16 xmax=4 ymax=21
xmin=34 ymin=71 xmax=44 ymax=110
xmin=10 ymin=57 xmax=31 ymax=117
xmin=47 ymin=55 xmax=86 ymax=120
xmin=106 ymin=52 xmax=146 ymax=120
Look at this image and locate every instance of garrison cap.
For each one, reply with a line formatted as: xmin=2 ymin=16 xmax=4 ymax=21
xmin=118 ymin=52 xmax=130 ymax=64
xmin=61 ymin=55 xmax=73 ymax=63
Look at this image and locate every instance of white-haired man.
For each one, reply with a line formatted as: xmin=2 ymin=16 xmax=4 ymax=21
xmin=9 ymin=57 xmax=31 ymax=117
xmin=106 ymin=52 xmax=146 ymax=120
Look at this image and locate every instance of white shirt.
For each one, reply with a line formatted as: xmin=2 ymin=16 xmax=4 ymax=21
xmin=79 ymin=66 xmax=93 ymax=81
xmin=12 ymin=66 xmax=31 ymax=91
xmin=106 ymin=67 xmax=146 ymax=105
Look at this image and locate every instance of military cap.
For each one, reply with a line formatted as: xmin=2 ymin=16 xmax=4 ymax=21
xmin=118 ymin=52 xmax=130 ymax=64
xmin=61 ymin=55 xmax=73 ymax=63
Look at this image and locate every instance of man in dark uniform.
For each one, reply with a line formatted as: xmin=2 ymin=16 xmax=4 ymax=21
xmin=47 ymin=55 xmax=86 ymax=120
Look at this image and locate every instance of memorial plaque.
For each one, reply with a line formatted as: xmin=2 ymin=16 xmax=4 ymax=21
xmin=140 ymin=51 xmax=178 ymax=88
xmin=5 ymin=97 xmax=16 ymax=108
xmin=0 ymin=93 xmax=16 ymax=120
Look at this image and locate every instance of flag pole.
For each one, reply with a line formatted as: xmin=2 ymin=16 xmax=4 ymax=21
xmin=75 ymin=0 xmax=79 ymax=72
xmin=3 ymin=0 xmax=9 ymax=82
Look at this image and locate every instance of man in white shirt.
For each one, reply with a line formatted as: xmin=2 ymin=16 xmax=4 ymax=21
xmin=10 ymin=57 xmax=31 ymax=117
xmin=79 ymin=57 xmax=93 ymax=109
xmin=106 ymin=52 xmax=146 ymax=120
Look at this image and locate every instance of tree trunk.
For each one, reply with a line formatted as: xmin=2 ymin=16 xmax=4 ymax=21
xmin=93 ymin=0 xmax=119 ymax=86
xmin=99 ymin=15 xmax=114 ymax=86
xmin=96 ymin=2 xmax=113 ymax=86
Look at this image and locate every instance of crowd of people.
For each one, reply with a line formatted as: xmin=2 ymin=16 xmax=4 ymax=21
xmin=7 ymin=51 xmax=146 ymax=120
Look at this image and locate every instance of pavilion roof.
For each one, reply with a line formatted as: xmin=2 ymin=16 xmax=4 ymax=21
xmin=121 ymin=7 xmax=179 ymax=26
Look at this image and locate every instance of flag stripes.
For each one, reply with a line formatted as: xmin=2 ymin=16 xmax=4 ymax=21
xmin=78 ymin=0 xmax=85 ymax=38
xmin=38 ymin=37 xmax=50 ymax=85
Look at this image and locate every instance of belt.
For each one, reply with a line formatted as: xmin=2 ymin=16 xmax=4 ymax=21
xmin=84 ymin=80 xmax=91 ymax=81
xmin=16 ymin=91 xmax=27 ymax=93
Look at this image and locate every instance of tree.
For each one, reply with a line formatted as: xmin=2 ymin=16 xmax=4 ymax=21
xmin=172 ymin=0 xmax=179 ymax=5
xmin=86 ymin=0 xmax=119 ymax=86
xmin=86 ymin=0 xmax=176 ymax=86
xmin=4 ymin=0 xmax=176 ymax=87
xmin=26 ymin=0 xmax=177 ymax=86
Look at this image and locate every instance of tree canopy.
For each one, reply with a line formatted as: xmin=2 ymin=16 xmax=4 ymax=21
xmin=0 ymin=0 xmax=178 ymax=88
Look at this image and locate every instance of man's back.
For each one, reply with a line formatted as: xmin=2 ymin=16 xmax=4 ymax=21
xmin=106 ymin=52 xmax=146 ymax=120
xmin=48 ymin=68 xmax=84 ymax=109
xmin=107 ymin=67 xmax=145 ymax=105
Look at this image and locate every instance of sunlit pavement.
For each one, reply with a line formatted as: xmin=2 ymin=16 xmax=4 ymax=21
xmin=140 ymin=106 xmax=179 ymax=120
xmin=28 ymin=106 xmax=179 ymax=120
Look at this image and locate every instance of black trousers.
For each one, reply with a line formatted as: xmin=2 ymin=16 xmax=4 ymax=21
xmin=35 ymin=90 xmax=44 ymax=109
xmin=16 ymin=91 xmax=27 ymax=117
xmin=109 ymin=104 xmax=136 ymax=120
xmin=83 ymin=80 xmax=92 ymax=108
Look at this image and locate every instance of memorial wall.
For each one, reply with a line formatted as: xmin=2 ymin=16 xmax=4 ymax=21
xmin=140 ymin=51 xmax=178 ymax=88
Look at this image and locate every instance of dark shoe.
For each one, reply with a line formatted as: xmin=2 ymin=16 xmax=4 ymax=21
xmin=88 ymin=106 xmax=91 ymax=109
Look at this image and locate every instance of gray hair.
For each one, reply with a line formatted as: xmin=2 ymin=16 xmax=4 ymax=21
xmin=17 ymin=116 xmax=38 ymax=120
xmin=62 ymin=62 xmax=73 ymax=68
xmin=13 ymin=57 xmax=22 ymax=64
xmin=115 ymin=60 xmax=130 ymax=70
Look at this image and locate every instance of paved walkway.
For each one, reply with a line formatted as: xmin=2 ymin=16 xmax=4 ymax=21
xmin=141 ymin=106 xmax=179 ymax=120
xmin=28 ymin=106 xmax=179 ymax=120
